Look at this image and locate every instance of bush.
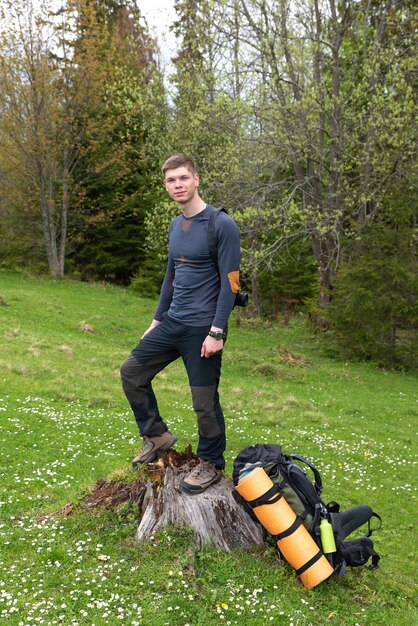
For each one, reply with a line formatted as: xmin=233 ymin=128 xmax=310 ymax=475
xmin=327 ymin=220 xmax=418 ymax=369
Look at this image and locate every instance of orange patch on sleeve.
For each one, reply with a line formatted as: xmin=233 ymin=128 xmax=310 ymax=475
xmin=228 ymin=271 xmax=240 ymax=293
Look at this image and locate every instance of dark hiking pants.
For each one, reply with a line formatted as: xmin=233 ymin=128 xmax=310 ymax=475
xmin=120 ymin=316 xmax=226 ymax=469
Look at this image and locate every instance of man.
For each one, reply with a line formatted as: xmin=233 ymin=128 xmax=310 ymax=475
xmin=120 ymin=154 xmax=241 ymax=494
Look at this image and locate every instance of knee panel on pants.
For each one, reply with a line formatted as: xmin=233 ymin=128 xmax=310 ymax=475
xmin=120 ymin=355 xmax=149 ymax=405
xmin=191 ymin=385 xmax=221 ymax=438
xmin=120 ymin=355 xmax=141 ymax=381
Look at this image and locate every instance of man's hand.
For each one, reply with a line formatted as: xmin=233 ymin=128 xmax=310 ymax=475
xmin=201 ymin=331 xmax=224 ymax=358
xmin=141 ymin=319 xmax=161 ymax=339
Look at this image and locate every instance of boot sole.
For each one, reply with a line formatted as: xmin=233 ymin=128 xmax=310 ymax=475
xmin=132 ymin=435 xmax=178 ymax=468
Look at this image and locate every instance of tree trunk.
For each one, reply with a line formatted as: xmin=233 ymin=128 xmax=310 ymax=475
xmin=59 ymin=144 xmax=69 ymax=275
xmin=251 ymin=268 xmax=261 ymax=318
xmin=318 ymin=261 xmax=333 ymax=309
xmin=310 ymin=230 xmax=337 ymax=310
xmin=39 ymin=178 xmax=61 ymax=277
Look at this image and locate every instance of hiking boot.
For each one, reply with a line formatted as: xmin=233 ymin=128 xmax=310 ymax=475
xmin=132 ymin=431 xmax=178 ymax=467
xmin=179 ymin=459 xmax=222 ymax=494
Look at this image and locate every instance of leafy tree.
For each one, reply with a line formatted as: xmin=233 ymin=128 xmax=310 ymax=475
xmin=0 ymin=0 xmax=167 ymax=280
xmin=236 ymin=0 xmax=417 ymax=316
xmin=0 ymin=0 xmax=73 ymax=275
xmin=168 ymin=0 xmax=260 ymax=200
xmin=129 ymin=200 xmax=180 ymax=297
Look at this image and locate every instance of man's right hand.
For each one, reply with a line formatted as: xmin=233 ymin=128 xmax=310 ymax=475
xmin=141 ymin=319 xmax=161 ymax=339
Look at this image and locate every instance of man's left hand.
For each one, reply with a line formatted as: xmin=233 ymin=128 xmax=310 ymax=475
xmin=201 ymin=335 xmax=224 ymax=358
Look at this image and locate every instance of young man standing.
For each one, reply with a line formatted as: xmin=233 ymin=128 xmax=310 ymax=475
xmin=120 ymin=154 xmax=241 ymax=494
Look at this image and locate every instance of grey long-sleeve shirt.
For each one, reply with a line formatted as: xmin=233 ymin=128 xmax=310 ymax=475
xmin=154 ymin=205 xmax=241 ymax=329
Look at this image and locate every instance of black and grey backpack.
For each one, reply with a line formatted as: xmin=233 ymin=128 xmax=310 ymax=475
xmin=233 ymin=444 xmax=381 ymax=575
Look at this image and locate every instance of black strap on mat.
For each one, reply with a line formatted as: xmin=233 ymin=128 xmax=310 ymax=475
xmin=296 ymin=550 xmax=323 ymax=576
xmin=275 ymin=517 xmax=303 ymax=541
xmin=248 ymin=485 xmax=282 ymax=509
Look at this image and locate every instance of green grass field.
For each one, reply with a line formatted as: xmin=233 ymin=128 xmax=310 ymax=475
xmin=0 ymin=271 xmax=416 ymax=626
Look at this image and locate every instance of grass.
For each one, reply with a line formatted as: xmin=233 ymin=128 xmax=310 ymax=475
xmin=0 ymin=270 xmax=417 ymax=626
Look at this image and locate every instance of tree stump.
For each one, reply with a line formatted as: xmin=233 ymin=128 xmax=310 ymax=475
xmin=137 ymin=446 xmax=264 ymax=551
xmin=48 ymin=445 xmax=264 ymax=552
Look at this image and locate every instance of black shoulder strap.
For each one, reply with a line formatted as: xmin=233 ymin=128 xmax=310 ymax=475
xmin=289 ymin=453 xmax=324 ymax=495
xmin=367 ymin=512 xmax=382 ymax=537
xmin=207 ymin=206 xmax=227 ymax=268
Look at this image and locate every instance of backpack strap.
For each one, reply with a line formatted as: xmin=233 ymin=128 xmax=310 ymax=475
xmin=367 ymin=512 xmax=382 ymax=537
xmin=369 ymin=550 xmax=380 ymax=570
xmin=289 ymin=453 xmax=324 ymax=495
xmin=207 ymin=207 xmax=227 ymax=270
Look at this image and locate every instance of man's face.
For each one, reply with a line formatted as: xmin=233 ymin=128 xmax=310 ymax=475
xmin=163 ymin=166 xmax=199 ymax=205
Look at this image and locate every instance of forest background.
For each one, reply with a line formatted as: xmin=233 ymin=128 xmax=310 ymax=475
xmin=0 ymin=0 xmax=417 ymax=369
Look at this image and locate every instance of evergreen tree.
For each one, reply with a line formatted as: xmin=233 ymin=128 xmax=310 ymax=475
xmin=327 ymin=194 xmax=418 ymax=368
xmin=66 ymin=0 xmax=167 ymax=283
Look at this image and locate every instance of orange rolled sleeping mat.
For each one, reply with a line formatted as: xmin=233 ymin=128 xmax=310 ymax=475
xmin=235 ymin=466 xmax=334 ymax=588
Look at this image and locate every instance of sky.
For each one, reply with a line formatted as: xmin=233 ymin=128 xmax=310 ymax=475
xmin=26 ymin=0 xmax=179 ymax=70
xmin=137 ymin=0 xmax=177 ymax=62
xmin=32 ymin=0 xmax=179 ymax=61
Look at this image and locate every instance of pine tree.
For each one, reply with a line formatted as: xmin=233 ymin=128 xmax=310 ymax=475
xmin=65 ymin=0 xmax=167 ymax=282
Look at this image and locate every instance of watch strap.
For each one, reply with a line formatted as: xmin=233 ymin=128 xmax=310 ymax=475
xmin=208 ymin=330 xmax=226 ymax=341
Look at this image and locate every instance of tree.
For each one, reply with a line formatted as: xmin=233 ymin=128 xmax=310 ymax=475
xmin=236 ymin=0 xmax=417 ymax=313
xmin=0 ymin=0 xmax=72 ymax=275
xmin=0 ymin=0 xmax=167 ymax=280
xmin=327 ymin=162 xmax=418 ymax=368
xmin=65 ymin=0 xmax=167 ymax=283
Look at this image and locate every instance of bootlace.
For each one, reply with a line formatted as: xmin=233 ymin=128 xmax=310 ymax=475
xmin=191 ymin=461 xmax=212 ymax=478
xmin=141 ymin=436 xmax=152 ymax=450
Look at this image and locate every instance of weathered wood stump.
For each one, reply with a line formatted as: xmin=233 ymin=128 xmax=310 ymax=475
xmin=49 ymin=445 xmax=264 ymax=552
xmin=137 ymin=446 xmax=264 ymax=551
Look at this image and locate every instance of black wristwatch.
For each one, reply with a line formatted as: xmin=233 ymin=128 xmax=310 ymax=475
xmin=208 ymin=330 xmax=226 ymax=341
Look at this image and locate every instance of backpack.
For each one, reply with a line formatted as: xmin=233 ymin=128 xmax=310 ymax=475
xmin=207 ymin=207 xmax=248 ymax=308
xmin=207 ymin=206 xmax=227 ymax=268
xmin=233 ymin=444 xmax=381 ymax=575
